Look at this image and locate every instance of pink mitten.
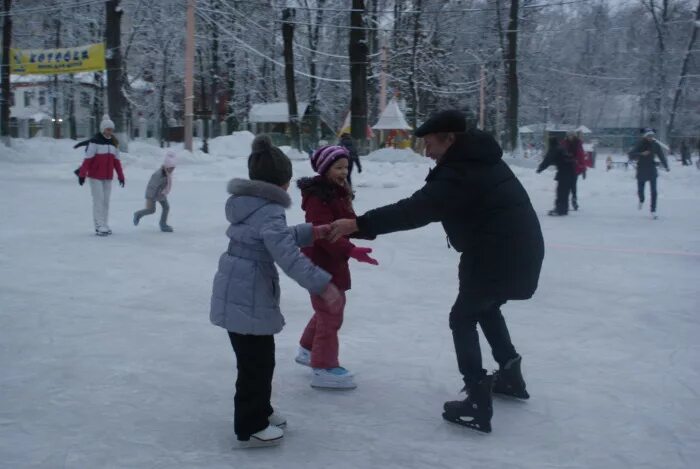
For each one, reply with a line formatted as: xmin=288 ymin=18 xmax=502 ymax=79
xmin=349 ymin=247 xmax=379 ymax=265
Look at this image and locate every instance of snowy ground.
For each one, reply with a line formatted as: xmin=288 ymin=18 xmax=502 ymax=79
xmin=1 ymin=137 xmax=699 ymax=469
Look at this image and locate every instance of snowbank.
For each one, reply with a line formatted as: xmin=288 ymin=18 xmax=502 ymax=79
xmin=364 ymin=147 xmax=427 ymax=164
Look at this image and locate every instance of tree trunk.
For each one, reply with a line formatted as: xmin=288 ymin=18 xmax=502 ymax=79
xmin=68 ymin=76 xmax=77 ymax=139
xmin=0 ymin=0 xmax=10 ymax=143
xmin=53 ymin=20 xmax=61 ymax=139
xmin=159 ymin=41 xmax=171 ymax=148
xmin=105 ymin=0 xmax=127 ymax=150
xmin=504 ymin=0 xmax=520 ymax=152
xmin=307 ymin=0 xmax=325 ymax=149
xmin=645 ymin=0 xmax=669 ymax=138
xmin=197 ymin=48 xmax=209 ymax=153
xmin=666 ymin=0 xmax=699 ymax=139
xmin=282 ymin=8 xmax=301 ymax=150
xmin=408 ymin=0 xmax=422 ymax=149
xmin=210 ymin=2 xmax=220 ymax=136
xmin=349 ymin=0 xmax=368 ymax=155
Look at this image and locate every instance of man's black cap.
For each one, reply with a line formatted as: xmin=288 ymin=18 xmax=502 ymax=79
xmin=414 ymin=110 xmax=467 ymax=137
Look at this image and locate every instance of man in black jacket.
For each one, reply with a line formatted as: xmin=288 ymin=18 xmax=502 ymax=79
xmin=338 ymin=133 xmax=363 ymax=186
xmin=628 ymin=128 xmax=669 ymax=219
xmin=537 ymin=137 xmax=576 ymax=216
xmin=329 ymin=110 xmax=544 ymax=433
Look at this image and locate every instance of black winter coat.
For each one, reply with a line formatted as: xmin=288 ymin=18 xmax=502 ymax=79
xmin=537 ymin=145 xmax=575 ymax=180
xmin=628 ymin=139 xmax=669 ymax=180
xmin=355 ymin=129 xmax=544 ymax=300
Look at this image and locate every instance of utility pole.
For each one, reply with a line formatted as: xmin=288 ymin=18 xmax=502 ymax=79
xmin=184 ymin=0 xmax=195 ymax=152
xmin=379 ymin=45 xmax=387 ymax=114
xmin=1 ymin=0 xmax=12 ymax=145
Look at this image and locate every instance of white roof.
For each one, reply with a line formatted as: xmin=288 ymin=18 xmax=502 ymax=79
xmin=249 ymin=102 xmax=309 ymax=123
xmin=519 ymin=125 xmax=534 ymax=133
xmin=372 ymin=99 xmax=411 ymax=130
xmin=576 ymin=125 xmax=592 ymax=134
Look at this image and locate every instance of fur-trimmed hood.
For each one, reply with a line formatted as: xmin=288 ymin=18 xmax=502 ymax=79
xmin=226 ymin=178 xmax=291 ymax=224
xmin=297 ymin=176 xmax=350 ymax=206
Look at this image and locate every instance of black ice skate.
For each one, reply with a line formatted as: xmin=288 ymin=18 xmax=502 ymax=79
xmin=442 ymin=375 xmax=493 ymax=433
xmin=492 ymin=355 xmax=530 ymax=400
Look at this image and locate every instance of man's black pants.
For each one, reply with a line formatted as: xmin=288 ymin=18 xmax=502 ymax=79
xmin=228 ymin=332 xmax=275 ymax=440
xmin=449 ymin=281 xmax=518 ymax=388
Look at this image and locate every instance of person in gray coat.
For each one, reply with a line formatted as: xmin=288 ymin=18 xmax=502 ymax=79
xmin=133 ymin=151 xmax=177 ymax=232
xmin=209 ymin=135 xmax=341 ymax=448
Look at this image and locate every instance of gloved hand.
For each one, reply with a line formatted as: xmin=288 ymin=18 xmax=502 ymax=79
xmin=349 ymin=247 xmax=378 ymax=265
xmin=319 ymin=282 xmax=342 ymax=308
xmin=78 ymin=177 xmax=85 ymax=186
xmin=313 ymin=224 xmax=331 ymax=241
xmin=119 ymin=179 xmax=125 ymax=188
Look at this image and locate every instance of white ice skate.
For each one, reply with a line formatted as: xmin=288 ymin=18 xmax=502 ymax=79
xmin=294 ymin=346 xmax=311 ymax=367
xmin=268 ymin=412 xmax=286 ymax=428
xmin=235 ymin=425 xmax=283 ymax=449
xmin=311 ymin=367 xmax=357 ymax=390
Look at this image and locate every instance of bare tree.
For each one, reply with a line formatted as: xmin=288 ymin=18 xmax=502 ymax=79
xmin=666 ymin=0 xmax=700 ymax=139
xmin=1 ymin=0 xmax=12 ymax=144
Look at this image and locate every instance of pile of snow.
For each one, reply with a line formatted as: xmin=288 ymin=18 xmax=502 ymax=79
xmin=206 ymin=131 xmax=255 ymax=159
xmin=279 ymin=145 xmax=310 ymax=161
xmin=364 ymin=147 xmax=427 ymax=164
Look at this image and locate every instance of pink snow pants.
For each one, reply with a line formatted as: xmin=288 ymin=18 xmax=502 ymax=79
xmin=299 ymin=292 xmax=347 ymax=369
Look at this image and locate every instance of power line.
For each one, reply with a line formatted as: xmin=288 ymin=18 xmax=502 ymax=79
xmin=233 ymin=0 xmax=590 ymax=15
xmin=0 ymin=0 xmax=106 ymax=18
xmin=196 ymin=9 xmax=352 ymax=83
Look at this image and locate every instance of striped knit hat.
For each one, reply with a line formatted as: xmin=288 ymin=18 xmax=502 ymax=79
xmin=310 ymin=145 xmax=350 ymax=175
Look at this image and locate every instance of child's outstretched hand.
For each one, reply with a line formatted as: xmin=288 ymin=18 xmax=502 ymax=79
xmin=349 ymin=247 xmax=379 ymax=265
xmin=313 ymin=224 xmax=332 ymax=240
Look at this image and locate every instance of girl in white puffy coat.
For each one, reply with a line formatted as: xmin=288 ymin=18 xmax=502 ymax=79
xmin=133 ymin=151 xmax=176 ymax=232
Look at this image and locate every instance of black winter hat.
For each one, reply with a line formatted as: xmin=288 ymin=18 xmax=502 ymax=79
xmin=414 ymin=109 xmax=467 ymax=137
xmin=248 ymin=135 xmax=293 ymax=186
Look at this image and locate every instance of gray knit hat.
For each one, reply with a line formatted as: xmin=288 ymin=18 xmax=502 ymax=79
xmin=248 ymin=135 xmax=292 ymax=186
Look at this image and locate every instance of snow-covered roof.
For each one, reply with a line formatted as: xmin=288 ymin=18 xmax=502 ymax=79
xmin=576 ymin=125 xmax=592 ymax=134
xmin=372 ymin=98 xmax=411 ymax=130
xmin=519 ymin=125 xmax=534 ymax=134
xmin=249 ymin=102 xmax=309 ymax=123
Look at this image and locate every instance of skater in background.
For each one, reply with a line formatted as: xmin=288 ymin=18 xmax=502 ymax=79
xmin=209 ymin=135 xmax=340 ymax=448
xmin=295 ymin=145 xmax=379 ymax=390
xmin=628 ymin=128 xmax=669 ymax=219
xmin=77 ymin=115 xmax=125 ymax=236
xmin=680 ymin=140 xmax=691 ymax=166
xmin=328 ymin=110 xmax=544 ymax=433
xmin=537 ymin=137 xmax=576 ymax=216
xmin=338 ymin=133 xmax=363 ymax=187
xmin=133 ymin=151 xmax=177 ymax=232
xmin=562 ymin=131 xmax=586 ymax=211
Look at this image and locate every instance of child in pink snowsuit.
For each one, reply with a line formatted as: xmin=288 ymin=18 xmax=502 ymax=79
xmin=295 ymin=145 xmax=378 ymax=389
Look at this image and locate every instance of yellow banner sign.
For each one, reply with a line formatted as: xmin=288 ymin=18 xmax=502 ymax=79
xmin=11 ymin=43 xmax=106 ymax=75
